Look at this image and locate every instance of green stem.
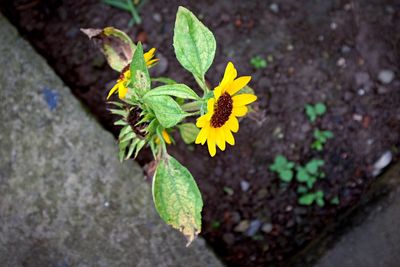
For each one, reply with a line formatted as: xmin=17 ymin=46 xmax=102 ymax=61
xmin=126 ymin=0 xmax=141 ymax=24
xmin=194 ymin=75 xmax=209 ymax=95
xmin=181 ymin=101 xmax=202 ymax=112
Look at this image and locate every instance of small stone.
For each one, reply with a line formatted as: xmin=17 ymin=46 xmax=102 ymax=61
xmin=357 ymin=88 xmax=365 ymax=96
xmin=153 ymin=13 xmax=162 ymax=22
xmin=372 ymin=151 xmax=392 ymax=176
xmin=285 ymin=205 xmax=293 ymax=212
xmin=222 ymin=233 xmax=235 ymax=246
xmin=287 ymin=44 xmax=294 ymax=51
xmin=318 ymin=35 xmax=324 ymax=42
xmin=261 ymin=223 xmax=273 ymax=233
xmin=378 ymin=69 xmax=395 ymax=84
xmin=234 ymin=220 xmax=250 ymax=232
xmin=330 ymin=22 xmax=337 ymax=30
xmin=341 ymin=45 xmax=351 ymax=54
xmin=270 ymin=3 xmax=279 ymax=13
xmin=246 ymin=220 xmax=262 ymax=236
xmin=240 ymin=180 xmax=250 ymax=192
xmin=104 ymin=201 xmax=110 ymax=207
xmin=337 ymin=57 xmax=346 ymax=67
xmin=352 ymin=114 xmax=363 ymax=121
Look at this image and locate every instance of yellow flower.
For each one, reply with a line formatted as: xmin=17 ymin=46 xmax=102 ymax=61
xmin=195 ymin=62 xmax=257 ymax=157
xmin=107 ymin=48 xmax=159 ymax=100
xmin=156 ymin=129 xmax=172 ymax=145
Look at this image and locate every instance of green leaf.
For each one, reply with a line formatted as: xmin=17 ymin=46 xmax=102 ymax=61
xmin=305 ymin=105 xmax=316 ymax=122
xmin=297 ymin=186 xmax=308 ymax=194
xmin=178 ymin=123 xmax=200 ymax=144
xmin=114 ymin=119 xmax=128 ymax=126
xmin=120 ymin=132 xmax=136 ymax=143
xmin=125 ymin=139 xmax=139 ymax=159
xmin=279 ymin=170 xmax=293 ymax=182
xmin=119 ymin=125 xmax=132 ymax=139
xmin=330 ymin=196 xmax=340 ymax=205
xmin=152 ymin=77 xmax=178 ymax=85
xmin=305 ymin=159 xmax=324 ymax=174
xmin=109 ymin=108 xmax=128 ymax=117
xmin=129 ymin=42 xmax=151 ymax=95
xmin=152 ymin=155 xmax=203 ymax=245
xmin=173 ymin=6 xmax=216 ymax=79
xmin=315 ymin=103 xmax=327 ymax=115
xmin=145 ymin=95 xmax=188 ymax=128
xmin=144 ymin=84 xmax=200 ymax=100
xmin=134 ymin=140 xmax=146 ymax=158
xmin=296 ymin=167 xmax=310 ymax=182
xmin=323 ymin=130 xmax=334 ymax=138
xmin=298 ymin=193 xmax=315 ymax=205
xmin=81 ymin=27 xmax=136 ymax=72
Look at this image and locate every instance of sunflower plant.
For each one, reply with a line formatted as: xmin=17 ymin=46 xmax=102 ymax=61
xmin=82 ymin=6 xmax=257 ymax=245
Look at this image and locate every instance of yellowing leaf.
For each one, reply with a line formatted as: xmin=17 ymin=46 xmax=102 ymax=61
xmin=152 ymin=155 xmax=203 ymax=245
xmin=81 ymin=27 xmax=136 ymax=72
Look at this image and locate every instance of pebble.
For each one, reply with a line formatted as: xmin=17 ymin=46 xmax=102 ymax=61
xmin=287 ymin=44 xmax=294 ymax=51
xmin=372 ymin=151 xmax=392 ymax=176
xmin=330 ymin=22 xmax=337 ymax=30
xmin=240 ymin=180 xmax=250 ymax=192
xmin=337 ymin=57 xmax=346 ymax=67
xmin=352 ymin=114 xmax=363 ymax=121
xmin=341 ymin=45 xmax=351 ymax=54
xmin=357 ymin=88 xmax=365 ymax=96
xmin=234 ymin=220 xmax=250 ymax=232
xmin=261 ymin=223 xmax=273 ymax=233
xmin=378 ymin=69 xmax=395 ymax=84
xmin=246 ymin=220 xmax=262 ymax=236
xmin=153 ymin=13 xmax=162 ymax=22
xmin=270 ymin=3 xmax=279 ymax=13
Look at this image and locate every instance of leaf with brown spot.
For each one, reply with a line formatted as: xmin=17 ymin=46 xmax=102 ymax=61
xmin=81 ymin=27 xmax=136 ymax=72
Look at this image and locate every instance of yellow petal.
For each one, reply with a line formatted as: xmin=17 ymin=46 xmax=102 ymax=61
xmin=226 ymin=76 xmax=251 ymax=96
xmin=214 ymin=85 xmax=223 ymax=100
xmin=118 ymin=84 xmax=128 ymax=99
xmin=207 ymin=98 xmax=215 ymax=114
xmin=207 ymin=128 xmax=217 ymax=157
xmin=162 ymin=130 xmax=172 ymax=144
xmin=226 ymin=116 xmax=239 ymax=133
xmin=195 ymin=125 xmax=209 ymax=145
xmin=232 ymin=106 xmax=248 ymax=117
xmin=196 ymin=114 xmax=209 ymax=128
xmin=107 ymin=82 xmax=120 ymax=99
xmin=144 ymin=48 xmax=156 ymax=62
xmin=232 ymin=94 xmax=257 ymax=107
xmin=146 ymin=58 xmax=159 ymax=67
xmin=219 ymin=62 xmax=237 ymax=89
xmin=223 ymin=127 xmax=235 ymax=145
xmin=215 ymin=128 xmax=226 ymax=151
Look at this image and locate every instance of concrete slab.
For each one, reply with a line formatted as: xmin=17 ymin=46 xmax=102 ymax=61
xmin=0 ymin=14 xmax=223 ymax=267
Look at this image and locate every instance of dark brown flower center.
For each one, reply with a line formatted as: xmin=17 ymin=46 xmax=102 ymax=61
xmin=127 ymin=106 xmax=148 ymax=138
xmin=211 ymin=93 xmax=233 ymax=128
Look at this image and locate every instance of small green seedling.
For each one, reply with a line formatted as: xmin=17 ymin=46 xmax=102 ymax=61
xmin=305 ymin=102 xmax=326 ymax=122
xmin=298 ymin=190 xmax=325 ymax=207
xmin=211 ymin=221 xmax=221 ymax=229
xmin=250 ymin=55 xmax=267 ymax=69
xmin=270 ymin=155 xmax=295 ymax=182
xmin=296 ymin=159 xmax=325 ymax=189
xmin=103 ymin=0 xmax=143 ymax=26
xmin=330 ymin=196 xmax=340 ymax=205
xmin=312 ymin=129 xmax=334 ymax=151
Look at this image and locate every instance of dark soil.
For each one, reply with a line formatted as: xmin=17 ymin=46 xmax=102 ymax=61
xmin=2 ymin=0 xmax=400 ymax=266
